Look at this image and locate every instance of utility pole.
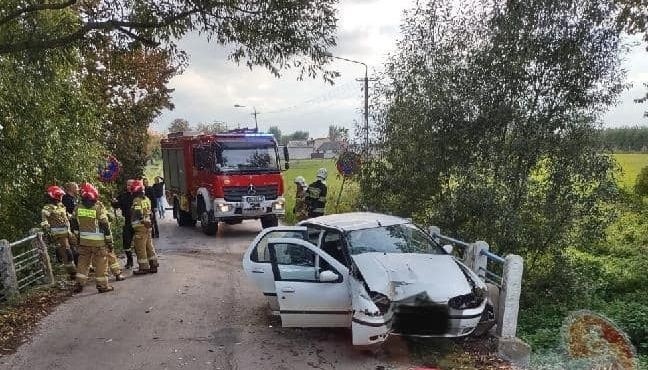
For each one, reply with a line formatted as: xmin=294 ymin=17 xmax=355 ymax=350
xmin=234 ymin=104 xmax=259 ymax=132
xmin=252 ymin=106 xmax=259 ymax=132
xmin=329 ymin=55 xmax=370 ymax=156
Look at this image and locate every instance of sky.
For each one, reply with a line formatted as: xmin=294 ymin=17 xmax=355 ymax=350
xmin=153 ymin=0 xmax=648 ymax=139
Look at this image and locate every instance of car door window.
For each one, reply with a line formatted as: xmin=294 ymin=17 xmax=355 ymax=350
xmin=273 ymin=243 xmax=317 ymax=281
xmin=251 ymin=230 xmax=306 ymax=263
xmin=270 ymin=243 xmax=340 ymax=283
xmin=321 ymin=230 xmax=347 ymax=265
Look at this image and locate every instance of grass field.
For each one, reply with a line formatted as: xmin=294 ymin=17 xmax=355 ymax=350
xmin=613 ymin=153 xmax=648 ymax=189
xmin=283 ymin=159 xmax=358 ymax=224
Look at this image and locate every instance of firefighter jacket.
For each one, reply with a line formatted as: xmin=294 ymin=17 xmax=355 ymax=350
xmin=131 ymin=195 xmax=152 ymax=230
xmin=293 ymin=187 xmax=309 ymax=220
xmin=41 ymin=202 xmax=70 ymax=236
xmin=305 ymin=180 xmax=327 ymax=216
xmin=73 ymin=201 xmax=113 ymax=248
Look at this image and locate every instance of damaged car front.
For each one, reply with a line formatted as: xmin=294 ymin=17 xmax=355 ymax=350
xmin=346 ymin=222 xmax=488 ymax=345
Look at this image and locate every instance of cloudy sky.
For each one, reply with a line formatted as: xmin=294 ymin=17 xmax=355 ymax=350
xmin=153 ymin=0 xmax=648 ymax=139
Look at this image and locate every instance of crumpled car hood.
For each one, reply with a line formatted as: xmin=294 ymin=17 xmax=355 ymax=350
xmin=351 ymin=253 xmax=473 ymax=302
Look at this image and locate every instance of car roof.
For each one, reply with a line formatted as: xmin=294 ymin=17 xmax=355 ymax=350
xmin=299 ymin=212 xmax=409 ymax=232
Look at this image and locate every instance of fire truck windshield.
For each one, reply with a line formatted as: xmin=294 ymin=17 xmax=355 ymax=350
xmin=217 ymin=143 xmax=279 ymax=173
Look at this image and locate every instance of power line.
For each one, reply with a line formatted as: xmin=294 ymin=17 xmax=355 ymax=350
xmin=263 ymin=80 xmax=360 ymax=115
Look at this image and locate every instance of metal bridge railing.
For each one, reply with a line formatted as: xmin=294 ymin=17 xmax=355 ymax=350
xmin=1 ymin=229 xmax=55 ymax=302
xmin=428 ymin=226 xmax=524 ymax=339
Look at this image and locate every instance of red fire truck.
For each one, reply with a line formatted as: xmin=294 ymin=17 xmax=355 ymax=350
xmin=161 ymin=129 xmax=289 ymax=235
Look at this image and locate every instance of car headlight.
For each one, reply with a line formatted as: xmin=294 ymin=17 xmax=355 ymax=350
xmin=273 ymin=201 xmax=284 ymax=210
xmin=217 ymin=203 xmax=231 ymax=213
xmin=448 ymin=288 xmax=486 ymax=310
xmin=369 ymin=291 xmax=391 ymax=314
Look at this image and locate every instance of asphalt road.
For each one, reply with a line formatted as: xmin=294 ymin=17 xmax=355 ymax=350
xmin=0 ymin=215 xmax=426 ymax=370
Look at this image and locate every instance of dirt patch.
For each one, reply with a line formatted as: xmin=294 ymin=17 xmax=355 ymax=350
xmin=0 ymin=283 xmax=73 ymax=356
xmin=403 ymin=336 xmax=515 ymax=370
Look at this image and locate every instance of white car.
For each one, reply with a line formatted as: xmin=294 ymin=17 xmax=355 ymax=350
xmin=242 ymin=212 xmax=490 ymax=345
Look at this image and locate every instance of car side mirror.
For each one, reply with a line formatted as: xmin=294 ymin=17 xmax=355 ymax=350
xmin=283 ymin=146 xmax=290 ymax=162
xmin=442 ymin=244 xmax=453 ymax=254
xmin=319 ymin=270 xmax=339 ymax=282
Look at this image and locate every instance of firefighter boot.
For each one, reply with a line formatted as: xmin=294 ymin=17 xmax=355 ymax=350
xmin=148 ymin=259 xmax=159 ymax=273
xmin=124 ymin=250 xmax=133 ymax=270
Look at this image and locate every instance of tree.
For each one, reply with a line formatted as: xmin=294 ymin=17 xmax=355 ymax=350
xmin=0 ymin=49 xmax=102 ymax=240
xmin=169 ymin=118 xmax=190 ymax=133
xmin=0 ymin=0 xmax=339 ymax=81
xmin=635 ymin=166 xmax=648 ymax=196
xmin=195 ymin=121 xmax=228 ymax=134
xmin=82 ymin=37 xmax=179 ymax=181
xmin=328 ymin=125 xmax=348 ymax=142
xmin=616 ymin=0 xmax=648 ymax=119
xmin=280 ymin=130 xmax=310 ymax=145
xmin=362 ymin=0 xmax=623 ymax=265
xmin=268 ymin=126 xmax=282 ymax=143
xmin=147 ymin=130 xmax=164 ymax=162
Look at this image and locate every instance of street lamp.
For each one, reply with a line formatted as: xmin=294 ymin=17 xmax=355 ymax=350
xmin=233 ymin=104 xmax=259 ymax=131
xmin=326 ymin=54 xmax=369 ymax=155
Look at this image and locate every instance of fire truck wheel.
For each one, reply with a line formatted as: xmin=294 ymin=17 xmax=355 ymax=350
xmin=201 ymin=211 xmax=218 ymax=236
xmin=261 ymin=215 xmax=279 ymax=229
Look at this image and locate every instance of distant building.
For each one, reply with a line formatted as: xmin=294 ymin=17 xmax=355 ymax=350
xmin=314 ymin=141 xmax=345 ymax=159
xmin=287 ymin=140 xmax=314 ymax=160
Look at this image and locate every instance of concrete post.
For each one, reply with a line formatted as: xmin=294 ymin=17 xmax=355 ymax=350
xmin=0 ymin=239 xmax=19 ymax=298
xmin=497 ymin=254 xmax=523 ymax=338
xmin=464 ymin=241 xmax=489 ymax=280
xmin=427 ymin=226 xmax=441 ymax=244
xmin=31 ymin=229 xmax=55 ymax=285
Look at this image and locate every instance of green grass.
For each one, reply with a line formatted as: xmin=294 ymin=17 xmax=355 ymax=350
xmin=613 ymin=153 xmax=648 ymax=189
xmin=283 ymin=159 xmax=358 ymax=224
xmin=144 ymin=159 xmax=163 ymax=180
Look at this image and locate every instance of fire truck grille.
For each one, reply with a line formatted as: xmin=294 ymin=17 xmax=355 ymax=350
xmin=223 ymin=185 xmax=278 ymax=202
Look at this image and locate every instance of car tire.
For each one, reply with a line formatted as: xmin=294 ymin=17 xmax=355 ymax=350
xmin=260 ymin=215 xmax=278 ymax=229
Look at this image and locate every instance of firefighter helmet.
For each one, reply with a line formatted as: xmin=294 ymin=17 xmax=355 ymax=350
xmin=80 ymin=182 xmax=99 ymax=200
xmin=294 ymin=176 xmax=306 ymax=187
xmin=47 ymin=185 xmax=65 ymax=201
xmin=126 ymin=179 xmax=135 ymax=192
xmin=316 ymin=167 xmax=328 ymax=181
xmin=131 ymin=179 xmax=144 ymax=193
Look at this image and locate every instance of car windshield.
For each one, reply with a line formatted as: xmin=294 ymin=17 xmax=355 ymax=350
xmin=347 ymin=223 xmax=444 ymax=255
xmin=218 ymin=144 xmax=279 ymax=172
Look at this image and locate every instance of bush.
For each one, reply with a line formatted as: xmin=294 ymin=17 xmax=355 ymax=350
xmin=634 ymin=165 xmax=648 ymax=196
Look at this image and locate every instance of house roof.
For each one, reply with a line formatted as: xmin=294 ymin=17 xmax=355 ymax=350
xmin=317 ymin=141 xmax=344 ymax=152
xmin=287 ymin=140 xmax=312 ymax=148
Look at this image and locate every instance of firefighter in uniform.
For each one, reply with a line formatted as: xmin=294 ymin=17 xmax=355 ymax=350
xmin=293 ymin=176 xmax=309 ymax=221
xmin=305 ymin=168 xmax=328 ymax=218
xmin=41 ymin=185 xmax=77 ymax=280
xmin=106 ymin=251 xmax=125 ymax=281
xmin=112 ymin=179 xmax=134 ymax=269
xmin=72 ymin=183 xmax=114 ymax=293
xmin=131 ymin=179 xmax=159 ymax=275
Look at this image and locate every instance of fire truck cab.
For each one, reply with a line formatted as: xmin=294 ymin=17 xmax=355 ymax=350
xmin=161 ymin=129 xmax=289 ymax=235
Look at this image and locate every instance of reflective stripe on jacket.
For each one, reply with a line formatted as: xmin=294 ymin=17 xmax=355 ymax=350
xmin=74 ymin=201 xmax=110 ymax=247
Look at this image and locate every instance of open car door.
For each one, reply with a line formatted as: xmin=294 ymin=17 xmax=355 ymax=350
xmin=268 ymin=237 xmax=351 ymax=327
xmin=243 ymin=227 xmax=307 ymax=311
